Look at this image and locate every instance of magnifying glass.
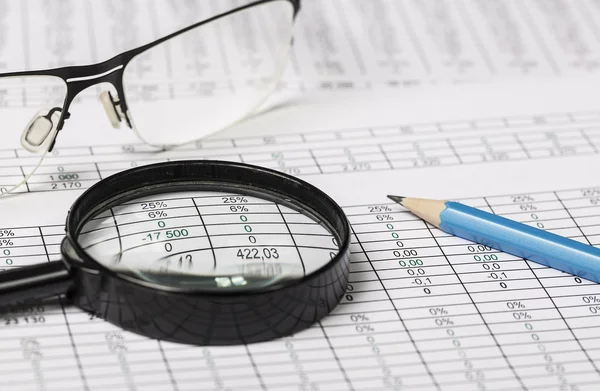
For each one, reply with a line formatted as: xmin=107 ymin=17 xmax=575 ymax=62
xmin=0 ymin=161 xmax=350 ymax=345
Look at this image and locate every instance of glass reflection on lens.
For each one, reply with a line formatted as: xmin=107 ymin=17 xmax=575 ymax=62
xmin=78 ymin=190 xmax=339 ymax=290
xmin=122 ymin=1 xmax=295 ymax=146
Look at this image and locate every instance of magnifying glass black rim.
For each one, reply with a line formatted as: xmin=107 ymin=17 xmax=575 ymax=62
xmin=63 ymin=160 xmax=351 ymax=297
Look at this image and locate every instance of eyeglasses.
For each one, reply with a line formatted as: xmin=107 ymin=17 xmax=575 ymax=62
xmin=0 ymin=0 xmax=300 ymax=195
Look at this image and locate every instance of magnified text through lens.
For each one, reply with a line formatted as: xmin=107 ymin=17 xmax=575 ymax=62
xmin=77 ymin=190 xmax=340 ymax=291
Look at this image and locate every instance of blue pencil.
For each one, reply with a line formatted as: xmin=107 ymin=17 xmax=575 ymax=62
xmin=387 ymin=195 xmax=600 ymax=284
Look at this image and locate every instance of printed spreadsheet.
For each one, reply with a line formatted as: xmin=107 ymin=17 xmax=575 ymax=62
xmin=4 ymin=0 xmax=600 ymax=91
xmin=0 ymin=81 xmax=600 ymax=390
xmin=3 ymin=186 xmax=600 ymax=390
xmin=2 ymin=0 xmax=600 ymax=390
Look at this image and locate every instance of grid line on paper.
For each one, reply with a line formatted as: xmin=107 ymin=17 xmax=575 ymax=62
xmin=59 ymin=297 xmax=91 ymax=391
xmin=308 ymin=148 xmax=323 ymax=174
xmin=377 ymin=143 xmax=394 ymax=169
xmin=38 ymin=226 xmax=51 ymax=263
xmin=580 ymin=129 xmax=599 ymax=153
xmin=3 ymin=186 xmax=600 ymax=389
xmin=446 ymin=138 xmax=464 ymax=164
xmin=521 ymin=255 xmax=600 ymax=377
xmin=93 ymin=162 xmax=103 ymax=180
xmin=243 ymin=343 xmax=268 ymax=391
xmin=276 ymin=204 xmax=306 ymax=275
xmin=528 ymin=194 xmax=600 ymax=375
xmin=554 ymin=192 xmax=594 ymax=246
xmin=3 ymin=0 xmax=600 ymax=102
xmin=192 ymin=197 xmax=217 ymax=268
xmin=423 ymin=217 xmax=527 ymax=390
xmin=318 ymin=320 xmax=356 ymax=391
xmin=2 ymin=110 xmax=600 ymax=195
xmin=513 ymin=133 xmax=532 ymax=159
xmin=454 ymin=0 xmax=496 ymax=75
xmin=486 ymin=195 xmax=600 ymax=381
xmin=350 ymin=225 xmax=441 ymax=391
xmin=158 ymin=341 xmax=180 ymax=391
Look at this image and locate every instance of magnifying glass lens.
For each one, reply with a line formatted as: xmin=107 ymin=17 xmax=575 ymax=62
xmin=0 ymin=161 xmax=349 ymax=345
xmin=77 ymin=191 xmax=340 ymax=291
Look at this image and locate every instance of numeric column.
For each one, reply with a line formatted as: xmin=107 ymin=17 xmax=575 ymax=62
xmin=350 ymin=202 xmax=519 ymax=389
xmin=476 ymin=192 xmax=597 ymax=389
xmin=0 ymin=227 xmax=47 ymax=270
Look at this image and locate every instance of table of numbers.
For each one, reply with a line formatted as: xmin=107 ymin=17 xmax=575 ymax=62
xmin=79 ymin=191 xmax=336 ymax=279
xmin=4 ymin=0 xmax=600 ymax=94
xmin=2 ymin=186 xmax=600 ymax=390
xmin=0 ymin=110 xmax=599 ymax=195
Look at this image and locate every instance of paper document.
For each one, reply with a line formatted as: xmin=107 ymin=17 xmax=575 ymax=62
xmin=3 ymin=0 xmax=600 ymax=92
xmin=1 ymin=79 xmax=600 ymax=390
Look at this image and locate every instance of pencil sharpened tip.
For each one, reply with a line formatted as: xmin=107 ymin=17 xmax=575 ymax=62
xmin=387 ymin=195 xmax=405 ymax=204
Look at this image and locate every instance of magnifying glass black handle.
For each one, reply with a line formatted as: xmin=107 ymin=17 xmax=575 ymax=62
xmin=0 ymin=261 xmax=73 ymax=308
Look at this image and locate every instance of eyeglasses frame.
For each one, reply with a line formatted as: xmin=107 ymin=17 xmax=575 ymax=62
xmin=0 ymin=0 xmax=301 ymax=152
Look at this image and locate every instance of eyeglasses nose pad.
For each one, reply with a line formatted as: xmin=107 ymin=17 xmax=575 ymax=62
xmin=20 ymin=109 xmax=61 ymax=153
xmin=100 ymin=90 xmax=125 ymax=129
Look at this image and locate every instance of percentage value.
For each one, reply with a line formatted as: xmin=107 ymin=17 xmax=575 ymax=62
xmin=143 ymin=201 xmax=167 ymax=209
xmin=350 ymin=314 xmax=370 ymax=322
xmin=583 ymin=296 xmax=600 ymax=304
xmin=148 ymin=211 xmax=167 ymax=218
xmin=369 ymin=205 xmax=392 ymax=213
xmin=230 ymin=205 xmax=249 ymax=213
xmin=0 ymin=239 xmax=13 ymax=246
xmin=506 ymin=301 xmax=525 ymax=309
xmin=0 ymin=230 xmax=14 ymax=237
xmin=519 ymin=204 xmax=537 ymax=211
xmin=376 ymin=214 xmax=393 ymax=221
xmin=434 ymin=318 xmax=454 ymax=326
xmin=224 ymin=196 xmax=248 ymax=203
xmin=429 ymin=307 xmax=448 ymax=315
xmin=355 ymin=324 xmax=375 ymax=333
xmin=512 ymin=312 xmax=532 ymax=320
xmin=589 ymin=306 xmax=600 ymax=314
xmin=512 ymin=195 xmax=535 ymax=202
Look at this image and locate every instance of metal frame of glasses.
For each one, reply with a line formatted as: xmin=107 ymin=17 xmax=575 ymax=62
xmin=0 ymin=0 xmax=301 ymax=194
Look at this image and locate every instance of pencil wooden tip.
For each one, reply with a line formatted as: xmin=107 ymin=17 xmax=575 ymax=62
xmin=387 ymin=195 xmax=405 ymax=204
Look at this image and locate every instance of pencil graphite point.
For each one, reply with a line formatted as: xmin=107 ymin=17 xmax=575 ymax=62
xmin=387 ymin=195 xmax=405 ymax=204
